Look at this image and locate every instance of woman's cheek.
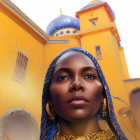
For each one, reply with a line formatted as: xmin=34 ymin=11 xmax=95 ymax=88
xmin=91 ymin=83 xmax=103 ymax=114
xmin=90 ymin=99 xmax=102 ymax=116
xmin=49 ymin=88 xmax=66 ymax=115
xmin=95 ymin=81 xmax=103 ymax=100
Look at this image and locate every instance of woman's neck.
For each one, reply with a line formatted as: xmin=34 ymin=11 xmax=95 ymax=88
xmin=58 ymin=115 xmax=102 ymax=136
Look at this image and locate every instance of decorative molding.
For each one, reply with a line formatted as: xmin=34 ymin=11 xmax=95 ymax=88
xmin=76 ymin=22 xmax=115 ymax=38
xmin=123 ymin=78 xmax=140 ymax=82
xmin=47 ymin=40 xmax=69 ymax=44
xmin=53 ymin=28 xmax=77 ymax=37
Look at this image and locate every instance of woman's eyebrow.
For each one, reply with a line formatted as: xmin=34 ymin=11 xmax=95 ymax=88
xmin=82 ymin=66 xmax=97 ymax=72
xmin=53 ymin=66 xmax=97 ymax=74
xmin=53 ymin=68 xmax=71 ymax=74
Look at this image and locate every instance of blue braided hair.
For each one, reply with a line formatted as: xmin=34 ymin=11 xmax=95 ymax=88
xmin=40 ymin=47 xmax=128 ymax=140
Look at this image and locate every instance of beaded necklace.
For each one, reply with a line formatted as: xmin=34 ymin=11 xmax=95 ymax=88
xmin=52 ymin=129 xmax=117 ymax=140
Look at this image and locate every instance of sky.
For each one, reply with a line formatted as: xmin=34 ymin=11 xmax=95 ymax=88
xmin=11 ymin=0 xmax=140 ymax=78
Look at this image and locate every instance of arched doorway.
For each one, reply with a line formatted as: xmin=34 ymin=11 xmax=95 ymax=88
xmin=0 ymin=108 xmax=39 ymax=140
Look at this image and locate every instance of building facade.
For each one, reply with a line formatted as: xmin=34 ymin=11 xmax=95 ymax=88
xmin=0 ymin=0 xmax=140 ymax=139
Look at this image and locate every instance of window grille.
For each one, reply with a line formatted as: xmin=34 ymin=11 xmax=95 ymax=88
xmin=95 ymin=45 xmax=102 ymax=60
xmin=13 ymin=52 xmax=28 ymax=83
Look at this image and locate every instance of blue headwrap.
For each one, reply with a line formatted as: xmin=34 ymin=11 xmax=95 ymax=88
xmin=40 ymin=47 xmax=128 ymax=140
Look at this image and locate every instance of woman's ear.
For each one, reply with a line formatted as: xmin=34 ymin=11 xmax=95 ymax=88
xmin=48 ymin=90 xmax=53 ymax=107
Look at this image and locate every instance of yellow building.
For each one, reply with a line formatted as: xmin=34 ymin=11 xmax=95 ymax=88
xmin=0 ymin=0 xmax=140 ymax=140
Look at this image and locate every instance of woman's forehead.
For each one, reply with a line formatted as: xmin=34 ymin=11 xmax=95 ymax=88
xmin=53 ymin=51 xmax=97 ymax=73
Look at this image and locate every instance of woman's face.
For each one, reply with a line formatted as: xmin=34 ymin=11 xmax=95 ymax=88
xmin=49 ymin=51 xmax=103 ymax=121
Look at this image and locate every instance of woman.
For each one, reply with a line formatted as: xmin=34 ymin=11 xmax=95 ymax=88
xmin=40 ymin=47 xmax=128 ymax=140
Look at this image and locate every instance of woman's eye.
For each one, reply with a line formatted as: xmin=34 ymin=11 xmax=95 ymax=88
xmin=84 ymin=75 xmax=95 ymax=79
xmin=57 ymin=76 xmax=69 ymax=81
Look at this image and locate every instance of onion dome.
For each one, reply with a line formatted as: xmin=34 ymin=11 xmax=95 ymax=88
xmin=77 ymin=0 xmax=115 ymax=20
xmin=46 ymin=11 xmax=80 ymax=36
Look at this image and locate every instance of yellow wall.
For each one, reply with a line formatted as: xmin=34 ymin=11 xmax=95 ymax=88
xmin=81 ymin=31 xmax=125 ymax=78
xmin=119 ymin=47 xmax=130 ymax=79
xmin=1 ymin=1 xmax=140 ymax=140
xmin=78 ymin=5 xmax=139 ymax=138
xmin=79 ymin=7 xmax=111 ymax=31
xmin=80 ymin=30 xmax=135 ymax=138
xmin=0 ymin=11 xmax=44 ymax=126
xmin=43 ymin=37 xmax=81 ymax=74
xmin=0 ymin=1 xmax=81 ymax=132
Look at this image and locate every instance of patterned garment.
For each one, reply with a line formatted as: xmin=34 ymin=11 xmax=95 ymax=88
xmin=52 ymin=129 xmax=117 ymax=140
xmin=40 ymin=47 xmax=128 ymax=140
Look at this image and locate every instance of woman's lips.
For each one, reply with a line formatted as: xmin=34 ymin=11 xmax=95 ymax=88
xmin=68 ymin=95 xmax=89 ymax=106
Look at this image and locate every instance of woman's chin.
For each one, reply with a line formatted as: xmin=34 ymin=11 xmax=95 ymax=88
xmin=59 ymin=111 xmax=97 ymax=122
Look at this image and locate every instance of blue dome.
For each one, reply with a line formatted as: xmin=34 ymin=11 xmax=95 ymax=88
xmin=46 ymin=15 xmax=80 ymax=36
xmin=77 ymin=0 xmax=115 ymax=20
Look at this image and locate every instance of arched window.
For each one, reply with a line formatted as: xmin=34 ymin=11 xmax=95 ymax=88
xmin=56 ymin=33 xmax=59 ymax=36
xmin=91 ymin=18 xmax=98 ymax=26
xmin=13 ymin=52 xmax=28 ymax=83
xmin=60 ymin=31 xmax=64 ymax=35
xmin=73 ymin=30 xmax=76 ymax=33
xmin=95 ymin=45 xmax=102 ymax=60
xmin=66 ymin=30 xmax=70 ymax=34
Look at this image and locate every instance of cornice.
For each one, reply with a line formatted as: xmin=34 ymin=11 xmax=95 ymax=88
xmin=123 ymin=78 xmax=140 ymax=82
xmin=75 ymin=22 xmax=115 ymax=38
xmin=51 ymin=35 xmax=80 ymax=40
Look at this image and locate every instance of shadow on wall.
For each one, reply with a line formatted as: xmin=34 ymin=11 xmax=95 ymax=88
xmin=0 ymin=109 xmax=39 ymax=140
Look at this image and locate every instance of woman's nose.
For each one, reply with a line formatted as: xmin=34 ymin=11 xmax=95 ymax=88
xmin=69 ymin=81 xmax=85 ymax=92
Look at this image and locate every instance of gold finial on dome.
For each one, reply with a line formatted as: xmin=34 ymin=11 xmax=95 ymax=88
xmin=60 ymin=8 xmax=62 ymax=14
xmin=59 ymin=8 xmax=64 ymax=16
xmin=89 ymin=0 xmax=100 ymax=4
